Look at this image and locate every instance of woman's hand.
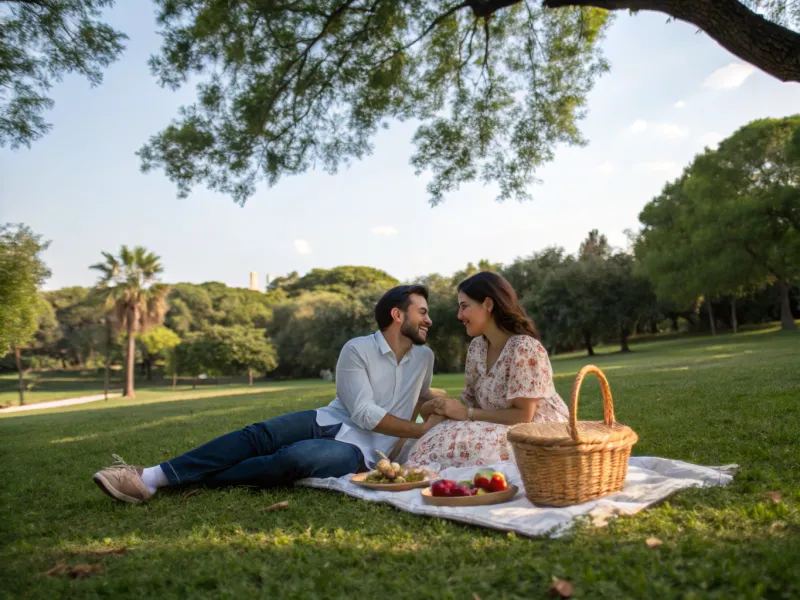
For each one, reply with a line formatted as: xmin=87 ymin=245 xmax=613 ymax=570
xmin=433 ymin=397 xmax=469 ymax=421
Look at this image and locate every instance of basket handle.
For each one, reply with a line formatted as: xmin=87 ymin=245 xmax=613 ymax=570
xmin=568 ymin=365 xmax=615 ymax=443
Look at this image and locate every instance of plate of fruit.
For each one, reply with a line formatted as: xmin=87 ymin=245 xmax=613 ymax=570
xmin=421 ymin=469 xmax=518 ymax=506
xmin=350 ymin=451 xmax=436 ymax=492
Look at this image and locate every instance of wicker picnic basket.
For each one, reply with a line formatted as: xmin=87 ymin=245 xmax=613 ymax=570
xmin=507 ymin=365 xmax=638 ymax=507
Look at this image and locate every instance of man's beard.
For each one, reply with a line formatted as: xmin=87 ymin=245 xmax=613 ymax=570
xmin=400 ymin=318 xmax=427 ymax=346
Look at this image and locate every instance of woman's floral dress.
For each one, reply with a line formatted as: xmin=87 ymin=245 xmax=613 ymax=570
xmin=405 ymin=335 xmax=569 ymax=468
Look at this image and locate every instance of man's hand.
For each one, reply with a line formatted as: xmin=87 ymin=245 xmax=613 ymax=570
xmin=422 ymin=414 xmax=446 ymax=432
xmin=434 ymin=397 xmax=469 ymax=421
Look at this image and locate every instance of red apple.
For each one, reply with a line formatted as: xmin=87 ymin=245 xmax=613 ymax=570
xmin=450 ymin=484 xmax=473 ymax=497
xmin=430 ymin=479 xmax=457 ymax=497
xmin=473 ymin=468 xmax=494 ymax=490
xmin=488 ymin=473 xmax=508 ymax=493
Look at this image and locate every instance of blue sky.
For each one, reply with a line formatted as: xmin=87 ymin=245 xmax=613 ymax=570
xmin=2 ymin=5 xmax=799 ymax=291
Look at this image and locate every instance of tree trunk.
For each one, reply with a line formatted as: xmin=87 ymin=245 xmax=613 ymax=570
xmin=145 ymin=358 xmax=153 ymax=381
xmin=671 ymin=316 xmax=679 ymax=332
xmin=104 ymin=319 xmax=112 ymax=401
xmin=125 ymin=312 xmax=136 ymax=398
xmin=172 ymin=372 xmax=177 ymax=390
xmin=707 ymin=296 xmax=716 ymax=336
xmin=248 ymin=369 xmax=253 ymax=386
xmin=731 ymin=297 xmax=738 ymax=334
xmin=15 ymin=347 xmax=24 ymax=406
xmin=193 ymin=377 xmax=197 ymax=389
xmin=583 ymin=330 xmax=595 ymax=356
xmin=780 ymin=279 xmax=797 ymax=330
xmin=620 ymin=327 xmax=631 ymax=352
xmin=541 ymin=0 xmax=800 ymax=83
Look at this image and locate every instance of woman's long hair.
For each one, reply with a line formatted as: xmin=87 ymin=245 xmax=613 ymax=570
xmin=457 ymin=272 xmax=541 ymax=340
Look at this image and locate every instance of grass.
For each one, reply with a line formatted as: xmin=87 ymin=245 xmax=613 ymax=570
xmin=1 ymin=328 xmax=799 ymax=599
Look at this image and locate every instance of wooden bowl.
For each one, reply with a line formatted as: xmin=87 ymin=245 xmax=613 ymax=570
xmin=420 ymin=485 xmax=519 ymax=507
xmin=350 ymin=471 xmax=436 ymax=492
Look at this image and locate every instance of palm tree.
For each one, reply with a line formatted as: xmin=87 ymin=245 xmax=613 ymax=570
xmin=91 ymin=247 xmax=169 ymax=398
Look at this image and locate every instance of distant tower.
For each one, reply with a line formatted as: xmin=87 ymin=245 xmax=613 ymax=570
xmin=265 ymin=273 xmax=274 ymax=290
xmin=249 ymin=271 xmax=259 ymax=291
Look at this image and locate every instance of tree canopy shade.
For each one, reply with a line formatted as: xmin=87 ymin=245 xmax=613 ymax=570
xmin=0 ymin=0 xmax=127 ymax=148
xmin=137 ymin=0 xmax=800 ymax=206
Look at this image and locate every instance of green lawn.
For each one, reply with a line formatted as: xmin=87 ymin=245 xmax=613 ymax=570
xmin=1 ymin=329 xmax=799 ymax=599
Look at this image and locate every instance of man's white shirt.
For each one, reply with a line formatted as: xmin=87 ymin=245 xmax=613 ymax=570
xmin=316 ymin=330 xmax=434 ymax=467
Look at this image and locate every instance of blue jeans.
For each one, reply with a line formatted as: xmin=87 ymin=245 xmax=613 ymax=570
xmin=160 ymin=410 xmax=366 ymax=488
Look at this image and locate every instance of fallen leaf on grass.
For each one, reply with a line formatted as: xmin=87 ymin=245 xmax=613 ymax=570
xmin=264 ymin=501 xmax=289 ymax=511
xmin=549 ymin=576 xmax=574 ymax=598
xmin=769 ymin=521 xmax=786 ymax=532
xmin=646 ymin=537 xmax=663 ymax=548
xmin=70 ymin=564 xmax=105 ymax=579
xmin=182 ymin=489 xmax=202 ymax=499
xmin=45 ymin=563 xmax=105 ymax=579
xmin=44 ymin=563 xmax=68 ymax=577
xmin=764 ymin=492 xmax=782 ymax=504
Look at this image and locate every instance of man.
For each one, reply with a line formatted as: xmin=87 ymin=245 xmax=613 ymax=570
xmin=93 ymin=284 xmax=444 ymax=504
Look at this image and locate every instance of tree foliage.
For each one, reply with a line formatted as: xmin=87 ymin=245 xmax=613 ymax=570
xmin=637 ymin=115 xmax=800 ymax=330
xmin=0 ymin=0 xmax=127 ymax=148
xmin=0 ymin=224 xmax=51 ymax=353
xmin=138 ymin=1 xmax=611 ymax=205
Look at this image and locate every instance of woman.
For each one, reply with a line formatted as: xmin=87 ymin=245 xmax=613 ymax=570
xmin=405 ymin=272 xmax=568 ymax=469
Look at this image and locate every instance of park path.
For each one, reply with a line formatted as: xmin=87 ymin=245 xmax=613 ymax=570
xmin=0 ymin=393 xmax=122 ymax=414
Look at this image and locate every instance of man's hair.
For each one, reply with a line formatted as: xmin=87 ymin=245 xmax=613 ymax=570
xmin=374 ymin=284 xmax=429 ymax=331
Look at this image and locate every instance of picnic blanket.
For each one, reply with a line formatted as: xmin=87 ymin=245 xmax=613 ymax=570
xmin=298 ymin=457 xmax=737 ymax=538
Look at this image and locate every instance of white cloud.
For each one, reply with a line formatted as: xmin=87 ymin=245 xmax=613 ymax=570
xmin=704 ymin=63 xmax=755 ymax=90
xmin=629 ymin=119 xmax=648 ymax=134
xmin=596 ymin=162 xmax=614 ymax=176
xmin=657 ymin=123 xmax=690 ymax=139
xmin=371 ymin=226 xmax=398 ymax=236
xmin=697 ymin=132 xmax=723 ymax=149
xmin=294 ymin=239 xmax=312 ymax=254
xmin=675 ymin=100 xmax=686 ymax=109
xmin=636 ymin=161 xmax=680 ymax=177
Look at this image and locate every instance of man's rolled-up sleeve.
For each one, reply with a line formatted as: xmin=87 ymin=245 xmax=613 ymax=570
xmin=335 ymin=343 xmax=387 ymax=430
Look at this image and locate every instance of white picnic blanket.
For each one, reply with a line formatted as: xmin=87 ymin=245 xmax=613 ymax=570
xmin=298 ymin=457 xmax=737 ymax=537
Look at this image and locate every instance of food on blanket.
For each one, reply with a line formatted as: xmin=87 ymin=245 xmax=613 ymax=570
xmin=473 ymin=468 xmax=495 ymax=490
xmin=431 ymin=479 xmax=457 ymax=497
xmin=488 ymin=472 xmax=508 ymax=493
xmin=430 ymin=470 xmax=508 ymax=497
xmin=364 ymin=451 xmax=429 ymax=485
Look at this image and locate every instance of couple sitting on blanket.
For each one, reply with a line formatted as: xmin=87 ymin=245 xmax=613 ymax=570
xmin=93 ymin=272 xmax=569 ymax=504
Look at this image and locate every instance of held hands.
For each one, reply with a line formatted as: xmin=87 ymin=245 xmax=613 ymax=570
xmin=423 ymin=413 xmax=446 ymax=432
xmin=433 ymin=397 xmax=469 ymax=421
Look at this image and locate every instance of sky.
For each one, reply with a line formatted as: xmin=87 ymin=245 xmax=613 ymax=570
xmin=1 ymin=5 xmax=799 ymax=291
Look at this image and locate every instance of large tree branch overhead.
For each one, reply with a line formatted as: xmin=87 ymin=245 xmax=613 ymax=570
xmin=542 ymin=0 xmax=800 ymax=82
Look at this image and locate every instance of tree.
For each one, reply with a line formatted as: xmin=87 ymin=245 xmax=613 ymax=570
xmin=0 ymin=224 xmax=51 ymax=404
xmin=138 ymin=1 xmax=800 ymax=206
xmin=604 ymin=252 xmax=657 ymax=351
xmin=138 ymin=326 xmax=181 ymax=380
xmin=1 ymin=0 xmax=127 ymax=148
xmin=91 ymin=246 xmax=170 ymax=398
xmin=637 ymin=115 xmax=800 ymax=332
xmin=202 ymin=326 xmax=278 ymax=384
